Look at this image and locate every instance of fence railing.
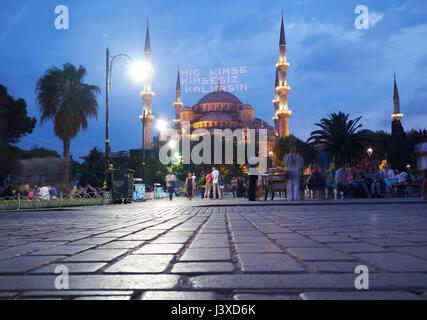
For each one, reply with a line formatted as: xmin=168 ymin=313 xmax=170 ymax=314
xmin=0 ymin=193 xmax=104 ymax=211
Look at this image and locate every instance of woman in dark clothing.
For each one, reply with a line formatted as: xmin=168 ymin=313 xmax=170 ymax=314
xmin=312 ymin=164 xmax=326 ymax=200
xmin=185 ymin=172 xmax=193 ymax=200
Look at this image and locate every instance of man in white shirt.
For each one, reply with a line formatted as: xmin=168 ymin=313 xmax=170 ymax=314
xmin=39 ymin=186 xmax=50 ymax=200
xmin=211 ymin=167 xmax=220 ymax=200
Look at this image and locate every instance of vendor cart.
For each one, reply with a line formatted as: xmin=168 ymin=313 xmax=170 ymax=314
xmin=107 ymin=168 xmax=135 ymax=204
xmin=262 ymin=168 xmax=288 ymax=201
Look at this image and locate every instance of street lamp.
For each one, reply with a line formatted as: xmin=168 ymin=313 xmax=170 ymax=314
xmin=367 ymin=148 xmax=373 ymax=158
xmin=104 ymin=48 xmax=134 ymax=190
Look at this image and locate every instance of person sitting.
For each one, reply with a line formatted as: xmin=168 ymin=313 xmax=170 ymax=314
xmin=335 ymin=164 xmax=350 ymax=199
xmin=366 ymin=165 xmax=381 ymax=198
xmin=397 ymin=168 xmax=410 ymax=197
xmin=381 ymin=164 xmax=397 ymax=195
xmin=39 ymin=185 xmax=50 ymax=200
xmin=352 ymin=167 xmax=371 ymax=198
xmin=327 ymin=168 xmax=337 ymax=199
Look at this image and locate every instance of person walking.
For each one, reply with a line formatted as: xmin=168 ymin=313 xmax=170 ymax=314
xmin=415 ymin=137 xmax=427 ymax=200
xmin=219 ymin=173 xmax=225 ymax=200
xmin=231 ymin=177 xmax=238 ymax=198
xmin=185 ymin=172 xmax=193 ymax=200
xmin=204 ymin=172 xmax=213 ymax=199
xmin=165 ymin=171 xmax=177 ymax=201
xmin=211 ymin=167 xmax=220 ymax=200
xmin=283 ymin=146 xmax=304 ymax=201
xmin=191 ymin=172 xmax=197 ymax=197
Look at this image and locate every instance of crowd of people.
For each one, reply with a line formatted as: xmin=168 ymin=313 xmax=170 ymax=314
xmin=283 ymin=141 xmax=427 ymax=201
xmin=163 ymin=138 xmax=426 ymax=202
xmin=0 ymin=183 xmax=102 ymax=201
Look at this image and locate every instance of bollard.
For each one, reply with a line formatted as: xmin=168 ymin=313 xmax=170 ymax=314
xmin=17 ymin=193 xmax=21 ymax=211
xmin=60 ymin=192 xmax=63 ymax=207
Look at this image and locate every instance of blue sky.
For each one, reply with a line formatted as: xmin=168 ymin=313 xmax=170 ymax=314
xmin=1 ymin=0 xmax=426 ymax=160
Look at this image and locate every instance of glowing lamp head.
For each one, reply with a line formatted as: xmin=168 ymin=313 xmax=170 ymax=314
xmin=130 ymin=61 xmax=150 ymax=82
xmin=156 ymin=119 xmax=168 ymax=132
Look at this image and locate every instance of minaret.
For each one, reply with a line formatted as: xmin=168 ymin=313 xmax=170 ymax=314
xmin=392 ymin=73 xmax=403 ymax=121
xmin=140 ymin=20 xmax=155 ymax=148
xmin=173 ymin=66 xmax=183 ymax=126
xmin=275 ymin=11 xmax=291 ymax=138
xmin=273 ymin=69 xmax=279 ymax=135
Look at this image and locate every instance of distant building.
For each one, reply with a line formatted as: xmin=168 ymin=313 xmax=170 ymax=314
xmin=170 ymin=12 xmax=292 ymax=157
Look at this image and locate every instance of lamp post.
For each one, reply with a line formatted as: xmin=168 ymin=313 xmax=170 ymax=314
xmin=104 ymin=48 xmax=133 ymax=190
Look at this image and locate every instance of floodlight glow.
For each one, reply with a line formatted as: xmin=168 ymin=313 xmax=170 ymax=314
xmin=156 ymin=119 xmax=168 ymax=132
xmin=130 ymin=61 xmax=149 ymax=82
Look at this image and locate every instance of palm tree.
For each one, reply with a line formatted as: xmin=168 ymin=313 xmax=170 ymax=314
xmin=308 ymin=111 xmax=373 ymax=166
xmin=35 ymin=63 xmax=100 ymax=190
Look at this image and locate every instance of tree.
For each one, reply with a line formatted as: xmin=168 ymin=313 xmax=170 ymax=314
xmin=370 ymin=130 xmax=391 ymax=161
xmin=308 ymin=111 xmax=373 ymax=166
xmin=0 ymin=85 xmax=37 ymax=182
xmin=0 ymin=84 xmax=36 ymax=146
xmin=35 ymin=63 xmax=100 ymax=191
xmin=273 ymin=135 xmax=314 ymax=167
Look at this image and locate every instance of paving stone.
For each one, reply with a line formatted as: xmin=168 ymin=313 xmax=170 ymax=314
xmin=235 ymin=243 xmax=282 ymax=253
xmin=75 ymin=295 xmax=131 ymax=300
xmin=32 ymin=262 xmax=106 ymax=274
xmin=307 ymin=261 xmax=373 ymax=273
xmin=300 ymin=291 xmax=422 ymax=300
xmin=189 ymin=240 xmax=230 ymax=248
xmin=20 ymin=290 xmax=134 ymax=298
xmin=180 ymin=248 xmax=231 ymax=261
xmin=68 ymin=238 xmax=117 ymax=245
xmin=354 ymin=252 xmax=427 ymax=272
xmin=0 ymin=256 xmax=64 ymax=273
xmin=238 ymin=253 xmax=304 ymax=272
xmin=141 ymin=291 xmax=220 ymax=300
xmin=171 ymin=262 xmax=234 ymax=274
xmin=0 ymin=275 xmax=181 ymax=290
xmin=327 ymin=242 xmax=387 ymax=253
xmin=233 ymin=293 xmax=299 ymax=300
xmin=308 ymin=235 xmax=359 ymax=243
xmin=60 ymin=249 xmax=128 ymax=262
xmin=104 ymin=255 xmax=174 ymax=273
xmin=361 ymin=238 xmax=421 ymax=247
xmin=190 ymin=274 xmax=358 ymax=290
xmin=391 ymin=247 xmax=427 ymax=259
xmin=232 ymin=236 xmax=274 ymax=244
xmin=98 ymin=241 xmax=143 ymax=249
xmin=27 ymin=245 xmax=95 ymax=256
xmin=133 ymin=244 xmax=184 ymax=254
xmin=151 ymin=237 xmax=191 ymax=244
xmin=287 ymin=247 xmax=353 ymax=261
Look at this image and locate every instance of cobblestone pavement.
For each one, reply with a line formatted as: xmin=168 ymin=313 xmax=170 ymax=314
xmin=0 ymin=199 xmax=426 ymax=300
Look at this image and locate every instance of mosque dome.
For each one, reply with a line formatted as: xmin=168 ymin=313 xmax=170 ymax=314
xmin=197 ymin=90 xmax=242 ymax=105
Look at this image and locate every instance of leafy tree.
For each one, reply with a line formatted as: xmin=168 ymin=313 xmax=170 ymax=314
xmin=369 ymin=130 xmax=390 ymax=161
xmin=0 ymin=84 xmax=36 ymax=146
xmin=20 ymin=146 xmax=60 ymax=159
xmin=0 ymin=85 xmax=36 ymax=182
xmin=308 ymin=111 xmax=373 ymax=166
xmin=35 ymin=63 xmax=100 ymax=191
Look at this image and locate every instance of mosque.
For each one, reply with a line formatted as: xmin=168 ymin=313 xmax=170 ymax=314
xmin=140 ymin=12 xmax=292 ymax=157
